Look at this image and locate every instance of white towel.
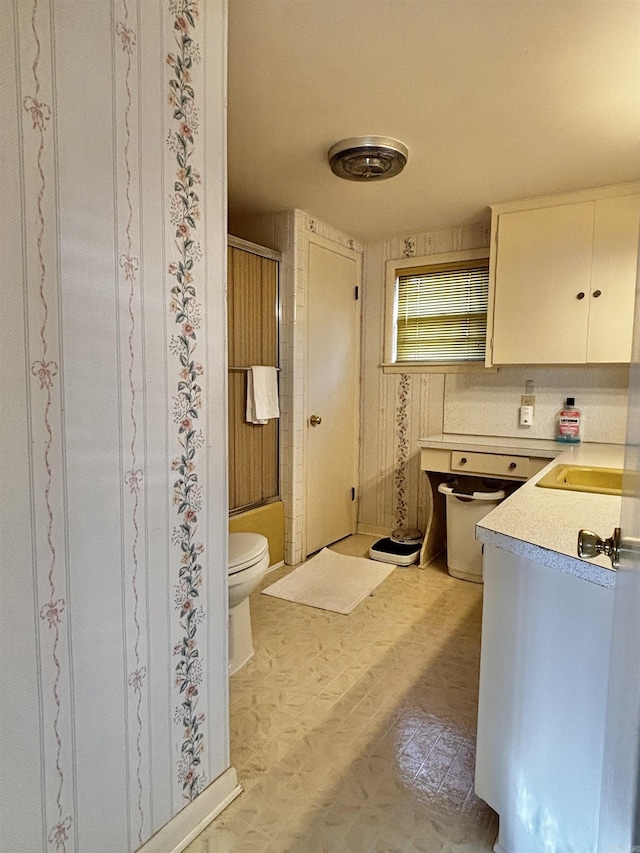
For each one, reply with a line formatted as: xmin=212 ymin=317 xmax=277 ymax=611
xmin=246 ymin=366 xmax=280 ymax=424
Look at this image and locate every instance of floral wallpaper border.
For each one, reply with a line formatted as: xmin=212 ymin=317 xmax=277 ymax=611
xmin=166 ymin=0 xmax=208 ymax=802
xmin=394 ymin=373 xmax=411 ymax=530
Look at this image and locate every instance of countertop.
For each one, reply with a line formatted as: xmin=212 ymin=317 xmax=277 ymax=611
xmin=420 ymin=434 xmax=624 ymax=588
xmin=418 ymin=432 xmax=562 ymax=458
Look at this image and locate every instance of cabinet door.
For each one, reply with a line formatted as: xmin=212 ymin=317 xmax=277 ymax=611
xmin=587 ymin=194 xmax=640 ymax=363
xmin=492 ymin=202 xmax=594 ymax=364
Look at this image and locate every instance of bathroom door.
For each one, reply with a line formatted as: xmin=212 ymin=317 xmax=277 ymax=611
xmin=597 ymin=238 xmax=640 ymax=849
xmin=305 ymin=235 xmax=360 ymax=556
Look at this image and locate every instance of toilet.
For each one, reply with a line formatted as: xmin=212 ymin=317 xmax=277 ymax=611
xmin=228 ymin=532 xmax=270 ymax=675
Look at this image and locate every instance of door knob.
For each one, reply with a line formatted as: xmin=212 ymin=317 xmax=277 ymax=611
xmin=309 ymin=414 xmax=322 ymax=426
xmin=577 ymin=527 xmax=620 ymax=569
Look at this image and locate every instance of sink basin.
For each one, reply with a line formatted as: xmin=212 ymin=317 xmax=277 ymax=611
xmin=536 ymin=464 xmax=623 ymax=496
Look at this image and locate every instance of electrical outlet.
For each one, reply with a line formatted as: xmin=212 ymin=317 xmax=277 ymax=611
xmin=521 ymin=395 xmax=535 ymax=408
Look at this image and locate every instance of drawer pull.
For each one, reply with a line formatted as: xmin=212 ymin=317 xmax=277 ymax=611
xmin=459 ymin=457 xmax=467 ymax=465
xmin=509 ymin=462 xmax=517 ymax=470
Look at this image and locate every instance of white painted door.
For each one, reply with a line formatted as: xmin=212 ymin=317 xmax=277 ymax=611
xmin=597 ymin=236 xmax=640 ymax=849
xmin=305 ymin=236 xmax=360 ymax=556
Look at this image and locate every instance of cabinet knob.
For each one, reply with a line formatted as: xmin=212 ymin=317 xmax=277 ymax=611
xmin=576 ymin=292 xmax=585 ymax=300
xmin=459 ymin=457 xmax=467 ymax=465
xmin=593 ymin=289 xmax=602 ymax=298
xmin=509 ymin=462 xmax=517 ymax=470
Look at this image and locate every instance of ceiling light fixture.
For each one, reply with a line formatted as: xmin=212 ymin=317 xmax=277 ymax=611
xmin=328 ymin=136 xmax=408 ymax=181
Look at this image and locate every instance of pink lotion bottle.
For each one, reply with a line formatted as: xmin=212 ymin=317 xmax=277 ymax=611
xmin=556 ymin=397 xmax=581 ymax=443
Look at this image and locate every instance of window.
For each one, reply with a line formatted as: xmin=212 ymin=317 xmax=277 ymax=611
xmin=386 ymin=250 xmax=490 ymax=368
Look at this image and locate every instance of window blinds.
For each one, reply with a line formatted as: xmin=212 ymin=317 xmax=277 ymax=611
xmin=395 ymin=259 xmax=489 ymax=362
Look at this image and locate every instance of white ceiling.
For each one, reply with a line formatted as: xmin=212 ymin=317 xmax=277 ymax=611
xmin=227 ymin=0 xmax=640 ymax=243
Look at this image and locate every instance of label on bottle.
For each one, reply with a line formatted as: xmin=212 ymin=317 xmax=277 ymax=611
xmin=559 ymin=414 xmax=580 ymax=437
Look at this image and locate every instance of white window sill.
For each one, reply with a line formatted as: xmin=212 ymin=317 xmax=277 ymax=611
xmin=382 ymin=362 xmax=498 ymax=375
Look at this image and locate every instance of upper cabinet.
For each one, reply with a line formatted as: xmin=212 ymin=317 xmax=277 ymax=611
xmin=486 ymin=184 xmax=640 ymax=366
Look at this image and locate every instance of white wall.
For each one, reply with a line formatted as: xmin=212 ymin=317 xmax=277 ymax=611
xmin=444 ymin=365 xmax=629 ymax=443
xmin=1 ymin=2 xmax=233 ymax=851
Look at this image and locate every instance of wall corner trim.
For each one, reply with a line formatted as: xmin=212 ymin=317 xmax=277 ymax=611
xmin=136 ymin=767 xmax=241 ymax=853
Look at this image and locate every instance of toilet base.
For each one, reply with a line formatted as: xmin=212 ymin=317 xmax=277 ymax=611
xmin=229 ymin=596 xmax=255 ymax=675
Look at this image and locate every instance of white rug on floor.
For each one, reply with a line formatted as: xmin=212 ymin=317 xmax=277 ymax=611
xmin=261 ymin=547 xmax=396 ymax=614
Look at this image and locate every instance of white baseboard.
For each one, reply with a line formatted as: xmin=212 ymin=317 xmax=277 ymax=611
xmin=266 ymin=559 xmax=284 ymax=574
xmin=136 ymin=766 xmax=241 ymax=853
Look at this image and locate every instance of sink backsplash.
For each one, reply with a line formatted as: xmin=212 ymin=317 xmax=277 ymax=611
xmin=443 ymin=365 xmax=629 ymax=444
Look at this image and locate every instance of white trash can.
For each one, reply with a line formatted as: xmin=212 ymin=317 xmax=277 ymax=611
xmin=437 ymin=478 xmax=506 ymax=583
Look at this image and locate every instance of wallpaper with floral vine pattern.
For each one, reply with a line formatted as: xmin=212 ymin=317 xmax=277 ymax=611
xmin=2 ymin=1 xmax=230 ymax=851
xmin=166 ymin=0 xmax=209 ymax=803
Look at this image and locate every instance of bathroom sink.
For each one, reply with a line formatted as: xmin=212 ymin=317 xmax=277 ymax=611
xmin=536 ymin=464 xmax=623 ymax=496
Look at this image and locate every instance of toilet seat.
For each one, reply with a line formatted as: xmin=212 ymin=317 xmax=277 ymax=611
xmin=229 ymin=532 xmax=269 ymax=575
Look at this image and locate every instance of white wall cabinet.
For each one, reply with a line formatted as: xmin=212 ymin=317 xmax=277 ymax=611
xmin=487 ymin=184 xmax=640 ymax=366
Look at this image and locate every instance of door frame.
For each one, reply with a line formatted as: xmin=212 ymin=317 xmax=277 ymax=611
xmin=303 ymin=232 xmax=362 ymax=558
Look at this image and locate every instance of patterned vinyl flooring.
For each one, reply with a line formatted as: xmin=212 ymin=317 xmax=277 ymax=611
xmin=184 ymin=534 xmax=498 ymax=852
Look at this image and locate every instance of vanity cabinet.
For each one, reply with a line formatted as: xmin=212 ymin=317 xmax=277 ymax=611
xmin=476 ymin=544 xmax=614 ymax=853
xmin=417 ymin=435 xmax=559 ymax=570
xmin=487 ymin=185 xmax=640 ymax=366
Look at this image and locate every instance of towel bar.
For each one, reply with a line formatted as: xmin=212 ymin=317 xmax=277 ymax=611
xmin=229 ymin=366 xmax=281 ymax=371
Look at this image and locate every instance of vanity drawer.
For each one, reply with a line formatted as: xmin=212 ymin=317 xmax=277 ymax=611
xmin=420 ymin=446 xmax=553 ymax=480
xmin=450 ymin=451 xmax=527 ymax=479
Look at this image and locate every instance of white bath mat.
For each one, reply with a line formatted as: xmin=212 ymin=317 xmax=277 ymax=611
xmin=261 ymin=547 xmax=395 ymax=614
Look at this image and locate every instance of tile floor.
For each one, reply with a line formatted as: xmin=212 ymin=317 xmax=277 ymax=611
xmin=185 ymin=534 xmax=498 ymax=852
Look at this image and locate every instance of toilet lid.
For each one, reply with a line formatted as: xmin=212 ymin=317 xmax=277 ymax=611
xmin=229 ymin=532 xmax=269 ymax=575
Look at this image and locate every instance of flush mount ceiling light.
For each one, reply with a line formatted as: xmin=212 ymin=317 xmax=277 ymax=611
xmin=328 ymin=136 xmax=408 ymax=181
